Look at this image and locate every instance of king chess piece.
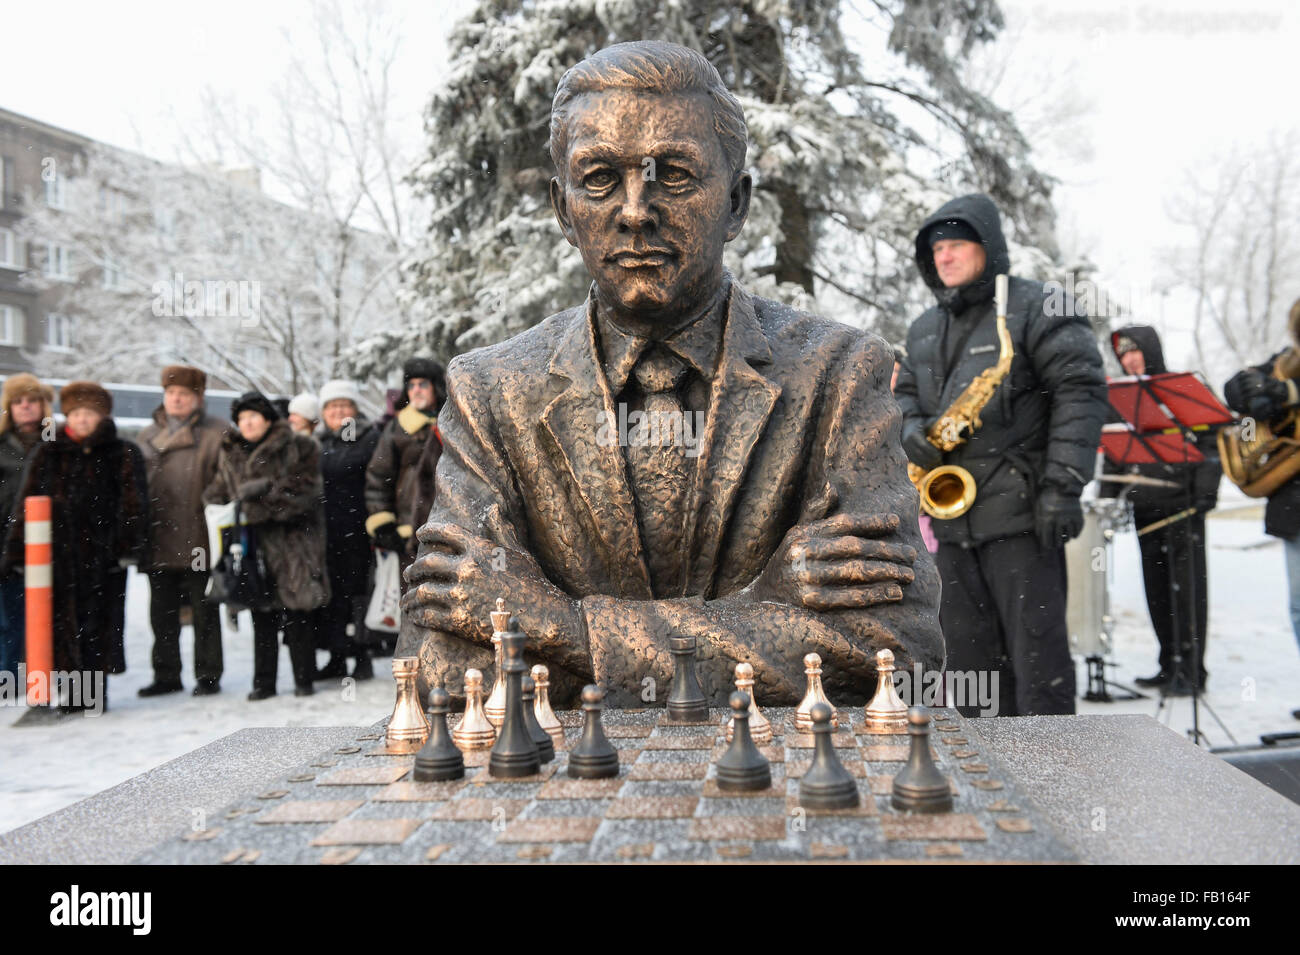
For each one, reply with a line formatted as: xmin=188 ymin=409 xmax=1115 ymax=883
xmin=795 ymin=652 xmax=837 ymax=732
xmin=386 ymin=657 xmax=429 ymax=754
xmin=666 ymin=635 xmax=708 ymax=723
xmin=862 ymin=648 xmax=908 ymax=733
xmin=715 ymin=692 xmax=772 ymax=792
xmin=520 ymin=674 xmax=555 ymax=764
xmin=413 ymin=687 xmax=465 ymax=782
xmin=891 ymin=707 xmax=953 ymax=813
xmin=488 ymin=620 xmax=541 ymax=778
xmin=484 ymin=598 xmax=510 ymax=729
xmin=531 ymin=664 xmax=565 ymax=751
xmin=451 ymin=669 xmax=496 ymax=751
xmin=567 ymin=685 xmax=620 ymax=779
xmin=798 ymin=702 xmax=859 ymax=810
xmin=725 ymin=662 xmax=772 ymax=744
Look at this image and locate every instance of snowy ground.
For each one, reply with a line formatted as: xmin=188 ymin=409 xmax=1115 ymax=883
xmin=2 ymin=494 xmax=1298 ymax=836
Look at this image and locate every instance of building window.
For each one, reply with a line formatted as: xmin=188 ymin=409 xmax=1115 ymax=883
xmin=0 ymin=157 xmax=14 ymax=209
xmin=102 ymin=256 xmax=123 ymax=290
xmin=0 ymin=228 xmax=18 ymax=268
xmin=45 ymin=243 xmax=71 ymax=280
xmin=46 ymin=312 xmax=73 ymax=351
xmin=0 ymin=306 xmax=25 ymax=345
xmin=45 ymin=170 xmax=67 ymax=210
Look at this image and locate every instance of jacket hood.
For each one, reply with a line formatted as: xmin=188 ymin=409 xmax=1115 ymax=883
xmin=914 ymin=193 xmax=1012 ymax=313
xmin=1110 ymin=324 xmax=1167 ymax=375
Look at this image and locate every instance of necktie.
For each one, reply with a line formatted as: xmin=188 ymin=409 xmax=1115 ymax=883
xmin=627 ymin=348 xmax=694 ymax=597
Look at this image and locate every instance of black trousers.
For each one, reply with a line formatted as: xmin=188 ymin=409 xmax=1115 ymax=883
xmin=935 ymin=532 xmax=1076 ymax=716
xmin=315 ymin=588 xmax=368 ymax=659
xmin=148 ymin=569 xmax=223 ymax=684
xmin=250 ymin=609 xmax=315 ymax=692
xmin=1135 ymin=509 xmax=1208 ymax=682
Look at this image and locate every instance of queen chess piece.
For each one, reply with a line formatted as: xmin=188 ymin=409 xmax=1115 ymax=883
xmin=413 ymin=687 xmax=465 ymax=781
xmin=891 ymin=707 xmax=953 ymax=813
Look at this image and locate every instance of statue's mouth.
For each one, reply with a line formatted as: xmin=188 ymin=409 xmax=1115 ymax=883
xmin=608 ymin=250 xmax=674 ymax=268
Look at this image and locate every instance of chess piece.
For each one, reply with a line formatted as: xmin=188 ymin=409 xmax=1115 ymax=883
xmin=666 ymin=635 xmax=708 ymax=723
xmin=716 ymin=692 xmax=772 ymax=791
xmin=484 ymin=598 xmax=510 ymax=728
xmin=489 ymin=623 xmax=541 ymax=778
xmin=567 ymin=685 xmax=620 ymax=779
xmin=386 ymin=657 xmax=429 ymax=754
xmin=520 ymin=674 xmax=555 ymax=763
xmin=798 ymin=702 xmax=859 ymax=810
xmin=413 ymin=688 xmax=465 ymax=782
xmin=891 ymin=706 xmax=953 ymax=813
xmin=725 ymin=662 xmax=772 ymax=744
xmin=532 ymin=664 xmax=565 ymax=750
xmin=451 ymin=669 xmax=496 ymax=751
xmin=794 ymin=652 xmax=837 ymax=732
xmin=862 ymin=648 xmax=908 ymax=733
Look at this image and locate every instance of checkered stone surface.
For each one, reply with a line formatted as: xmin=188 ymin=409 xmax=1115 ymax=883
xmin=134 ymin=708 xmax=1077 ymax=864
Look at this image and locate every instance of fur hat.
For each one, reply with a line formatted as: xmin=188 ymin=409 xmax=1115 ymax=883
xmin=231 ymin=391 xmax=280 ymax=424
xmin=1 ymin=374 xmax=54 ymax=436
xmin=161 ymin=364 xmax=206 ymax=395
xmin=402 ymin=357 xmax=445 ymax=388
xmin=287 ymin=392 xmax=320 ymax=422
xmin=319 ymin=380 xmax=362 ymax=409
xmin=60 ymin=380 xmax=113 ymax=417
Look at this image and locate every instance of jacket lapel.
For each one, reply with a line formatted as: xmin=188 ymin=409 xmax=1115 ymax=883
xmin=684 ymin=284 xmax=781 ymax=596
xmin=540 ymin=299 xmax=652 ymax=597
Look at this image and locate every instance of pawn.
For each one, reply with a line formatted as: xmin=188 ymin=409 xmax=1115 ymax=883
xmin=794 ymin=652 xmax=837 ymax=732
xmin=726 ymin=662 xmax=772 ymax=744
xmin=798 ymin=702 xmax=859 ymax=810
xmin=666 ymin=636 xmax=708 ymax=723
xmin=567 ymin=685 xmax=619 ymax=779
xmin=531 ymin=664 xmax=565 ymax=751
xmin=862 ymin=648 xmax=908 ymax=733
xmin=413 ymin=687 xmax=465 ymax=782
xmin=451 ymin=669 xmax=496 ymax=751
xmin=520 ymin=674 xmax=555 ymax=764
xmin=715 ymin=692 xmax=771 ymax=792
xmin=891 ymin=706 xmax=953 ymax=813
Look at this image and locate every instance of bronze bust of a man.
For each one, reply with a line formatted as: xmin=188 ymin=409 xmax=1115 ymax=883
xmin=402 ymin=40 xmax=942 ymax=707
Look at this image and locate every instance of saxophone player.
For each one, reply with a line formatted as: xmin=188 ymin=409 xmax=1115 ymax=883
xmin=895 ymin=194 xmax=1108 ymax=716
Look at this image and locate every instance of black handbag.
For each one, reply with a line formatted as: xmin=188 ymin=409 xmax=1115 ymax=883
xmin=210 ymin=502 xmax=278 ymax=612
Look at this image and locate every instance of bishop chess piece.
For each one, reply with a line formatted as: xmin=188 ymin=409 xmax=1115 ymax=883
xmin=798 ymin=702 xmax=859 ymax=810
xmin=484 ymin=598 xmax=510 ymax=728
xmin=567 ymin=685 xmax=620 ymax=779
xmin=891 ymin=707 xmax=953 ymax=813
xmin=666 ymin=635 xmax=708 ymax=723
xmin=862 ymin=649 xmax=908 ymax=733
xmin=451 ymin=669 xmax=496 ymax=751
xmin=386 ymin=657 xmax=429 ymax=754
xmin=413 ymin=687 xmax=465 ymax=782
xmin=520 ymin=674 xmax=555 ymax=764
xmin=794 ymin=652 xmax=837 ymax=732
xmin=532 ymin=664 xmax=565 ymax=750
xmin=489 ymin=622 xmax=541 ymax=778
xmin=716 ymin=692 xmax=772 ymax=792
xmin=725 ymin=662 xmax=772 ymax=744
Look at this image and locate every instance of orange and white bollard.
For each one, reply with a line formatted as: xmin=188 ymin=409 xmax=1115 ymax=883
xmin=24 ymin=496 xmax=53 ymax=707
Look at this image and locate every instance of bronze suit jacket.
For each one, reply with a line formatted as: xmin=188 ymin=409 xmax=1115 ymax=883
xmin=401 ymin=281 xmax=943 ymax=707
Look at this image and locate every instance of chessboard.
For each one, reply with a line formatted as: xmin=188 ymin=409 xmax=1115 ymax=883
xmin=135 ymin=706 xmax=1078 ymax=864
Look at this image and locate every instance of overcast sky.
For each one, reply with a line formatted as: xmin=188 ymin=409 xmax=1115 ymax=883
xmin=1 ymin=0 xmax=1295 ymax=368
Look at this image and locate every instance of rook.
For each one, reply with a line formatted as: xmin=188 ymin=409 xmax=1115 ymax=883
xmin=666 ymin=635 xmax=708 ymax=723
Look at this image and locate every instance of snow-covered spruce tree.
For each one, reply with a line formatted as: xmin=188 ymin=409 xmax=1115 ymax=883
xmin=346 ymin=0 xmax=1063 ymax=372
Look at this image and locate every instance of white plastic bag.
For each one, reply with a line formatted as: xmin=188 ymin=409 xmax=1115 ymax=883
xmin=365 ymin=549 xmax=402 ymax=633
xmin=202 ymin=501 xmax=238 ymax=575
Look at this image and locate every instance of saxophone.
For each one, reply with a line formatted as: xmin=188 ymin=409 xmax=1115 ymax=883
xmin=907 ymin=274 xmax=1014 ymax=520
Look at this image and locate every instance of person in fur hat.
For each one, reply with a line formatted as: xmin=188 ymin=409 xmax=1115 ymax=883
xmin=2 ymin=381 xmax=149 ymax=712
xmin=0 ymin=374 xmax=54 ymax=677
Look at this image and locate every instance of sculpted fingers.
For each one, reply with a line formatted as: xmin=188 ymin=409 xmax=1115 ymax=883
xmin=800 ymin=583 xmax=904 ymax=611
xmin=802 ymin=535 xmax=917 ymax=565
xmin=806 ymin=512 xmax=901 ymax=539
xmin=811 ymin=559 xmax=915 ymax=586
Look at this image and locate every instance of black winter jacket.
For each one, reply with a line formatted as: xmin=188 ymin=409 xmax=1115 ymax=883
xmin=318 ymin=417 xmax=381 ymax=595
xmin=895 ymin=193 xmax=1108 ymax=545
xmin=1227 ymin=350 xmax=1300 ymax=538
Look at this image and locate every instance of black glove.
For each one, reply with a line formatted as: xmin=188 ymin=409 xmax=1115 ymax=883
xmin=373 ymin=523 xmax=404 ymax=554
xmin=1224 ymin=369 xmax=1289 ymax=420
xmin=1035 ymin=487 xmax=1083 ymax=550
xmin=236 ymin=477 xmax=272 ymax=501
xmin=901 ymin=421 xmax=942 ymax=471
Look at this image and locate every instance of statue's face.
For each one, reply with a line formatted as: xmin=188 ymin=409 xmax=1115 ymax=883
xmin=550 ymin=89 xmax=750 ymax=322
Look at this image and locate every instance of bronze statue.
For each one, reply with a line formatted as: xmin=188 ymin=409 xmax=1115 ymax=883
xmin=400 ymin=40 xmax=942 ymax=708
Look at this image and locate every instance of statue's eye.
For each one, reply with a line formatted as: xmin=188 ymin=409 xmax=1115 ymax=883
xmin=585 ymin=169 xmax=617 ymax=191
xmin=659 ymin=166 xmax=689 ymax=186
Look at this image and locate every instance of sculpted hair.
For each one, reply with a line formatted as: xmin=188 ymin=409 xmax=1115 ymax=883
xmin=548 ymin=41 xmax=748 ymax=182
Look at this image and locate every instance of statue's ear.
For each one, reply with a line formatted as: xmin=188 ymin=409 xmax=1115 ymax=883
xmin=725 ymin=171 xmax=752 ymax=242
xmin=550 ymin=177 xmax=578 ymax=247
